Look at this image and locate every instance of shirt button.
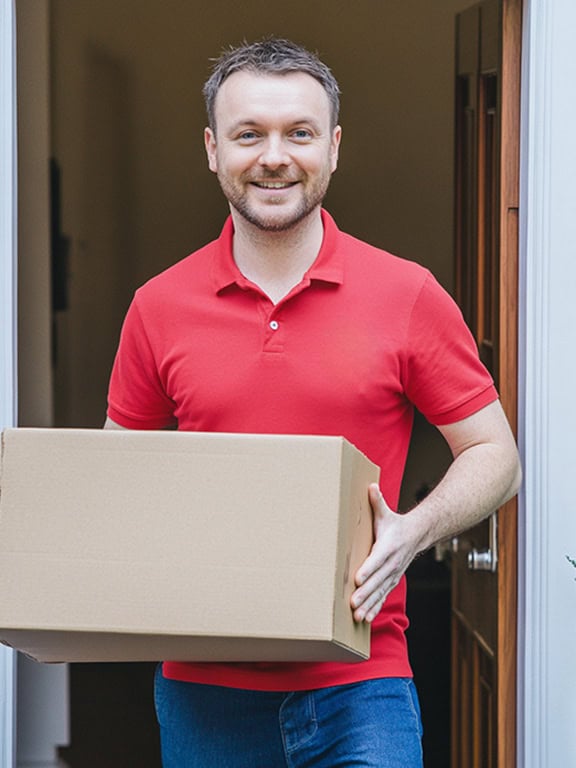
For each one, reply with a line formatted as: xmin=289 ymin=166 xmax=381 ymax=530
xmin=269 ymin=320 xmax=279 ymax=330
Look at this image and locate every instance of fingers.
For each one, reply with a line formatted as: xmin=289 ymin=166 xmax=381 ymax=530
xmin=350 ymin=484 xmax=410 ymax=623
xmin=351 ymin=558 xmax=403 ymax=623
xmin=351 ymin=576 xmax=392 ymax=623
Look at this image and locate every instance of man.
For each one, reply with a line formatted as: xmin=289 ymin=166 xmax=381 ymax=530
xmin=105 ymin=38 xmax=521 ymax=768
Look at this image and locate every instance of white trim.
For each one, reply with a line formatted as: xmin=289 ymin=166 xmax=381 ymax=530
xmin=0 ymin=3 xmax=16 ymax=424
xmin=0 ymin=0 xmax=17 ymax=765
xmin=518 ymin=0 xmax=552 ymax=764
xmin=519 ymin=0 xmax=576 ymax=765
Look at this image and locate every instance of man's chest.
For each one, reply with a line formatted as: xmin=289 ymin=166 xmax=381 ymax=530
xmin=152 ymin=288 xmax=408 ymax=433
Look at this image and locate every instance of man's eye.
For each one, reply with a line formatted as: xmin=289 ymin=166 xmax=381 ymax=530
xmin=238 ymin=131 xmax=258 ymax=141
xmin=292 ymin=129 xmax=312 ymax=140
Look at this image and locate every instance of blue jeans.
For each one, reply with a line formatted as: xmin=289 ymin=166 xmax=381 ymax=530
xmin=154 ymin=667 xmax=423 ymax=767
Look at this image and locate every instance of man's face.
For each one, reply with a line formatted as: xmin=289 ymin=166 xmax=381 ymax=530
xmin=205 ymin=71 xmax=341 ymax=232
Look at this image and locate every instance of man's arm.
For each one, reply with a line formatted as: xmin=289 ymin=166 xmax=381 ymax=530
xmin=103 ymin=417 xmax=128 ymax=430
xmin=351 ymin=399 xmax=522 ymax=623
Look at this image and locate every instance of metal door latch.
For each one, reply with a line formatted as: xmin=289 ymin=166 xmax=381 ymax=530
xmin=467 ymin=548 xmax=495 ymax=571
xmin=467 ymin=513 xmax=498 ymax=572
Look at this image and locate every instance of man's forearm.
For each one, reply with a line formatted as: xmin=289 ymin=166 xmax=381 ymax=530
xmin=352 ymin=400 xmax=521 ymax=623
xmin=405 ymin=432 xmax=522 ymax=555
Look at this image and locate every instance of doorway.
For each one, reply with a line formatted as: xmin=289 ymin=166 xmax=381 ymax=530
xmin=20 ymin=1 xmax=484 ymax=765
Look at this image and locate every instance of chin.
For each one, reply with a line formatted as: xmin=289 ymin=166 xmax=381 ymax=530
xmin=238 ymin=202 xmax=320 ymax=233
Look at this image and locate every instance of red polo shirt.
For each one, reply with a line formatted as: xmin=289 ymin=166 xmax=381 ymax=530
xmin=107 ymin=210 xmax=497 ymax=690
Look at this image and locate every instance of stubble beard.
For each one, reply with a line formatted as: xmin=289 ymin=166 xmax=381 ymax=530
xmin=217 ymin=170 xmax=332 ymax=233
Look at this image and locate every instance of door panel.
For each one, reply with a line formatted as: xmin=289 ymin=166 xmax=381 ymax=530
xmin=453 ymin=1 xmax=521 ymax=766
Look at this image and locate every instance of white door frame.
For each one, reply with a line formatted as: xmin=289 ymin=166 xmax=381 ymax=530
xmin=2 ymin=0 xmax=576 ymax=766
xmin=518 ymin=0 xmax=576 ymax=765
xmin=0 ymin=0 xmax=17 ymax=765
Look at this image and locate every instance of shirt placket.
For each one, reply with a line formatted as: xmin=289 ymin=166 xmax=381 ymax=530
xmin=263 ymin=303 xmax=285 ymax=353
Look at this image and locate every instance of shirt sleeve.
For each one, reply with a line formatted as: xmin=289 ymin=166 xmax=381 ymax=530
xmin=107 ymin=295 xmax=178 ymax=429
xmin=402 ymin=272 xmax=498 ymax=425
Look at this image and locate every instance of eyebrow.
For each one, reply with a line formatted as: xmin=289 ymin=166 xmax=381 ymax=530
xmin=226 ymin=117 xmax=325 ymax=135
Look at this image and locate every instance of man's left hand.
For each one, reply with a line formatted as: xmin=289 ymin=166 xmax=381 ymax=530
xmin=351 ymin=483 xmax=419 ymax=623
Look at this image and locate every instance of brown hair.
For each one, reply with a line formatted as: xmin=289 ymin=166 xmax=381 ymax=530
xmin=203 ymin=38 xmax=340 ymax=132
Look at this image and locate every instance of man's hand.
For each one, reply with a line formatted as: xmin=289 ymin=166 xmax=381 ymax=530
xmin=350 ymin=400 xmax=522 ymax=624
xmin=351 ymin=484 xmax=419 ymax=623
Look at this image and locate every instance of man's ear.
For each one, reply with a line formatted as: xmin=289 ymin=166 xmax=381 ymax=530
xmin=204 ymin=127 xmax=218 ymax=173
xmin=330 ymin=125 xmax=342 ymax=173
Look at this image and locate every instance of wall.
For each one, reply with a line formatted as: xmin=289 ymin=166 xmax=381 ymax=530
xmin=49 ymin=0 xmax=473 ymax=433
xmin=15 ymin=6 xmax=70 ymax=766
xmin=17 ymin=0 xmax=53 ymax=428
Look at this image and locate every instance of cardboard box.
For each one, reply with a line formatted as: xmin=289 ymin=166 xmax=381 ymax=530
xmin=0 ymin=428 xmax=379 ymax=663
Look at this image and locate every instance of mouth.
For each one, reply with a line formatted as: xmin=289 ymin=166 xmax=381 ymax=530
xmin=251 ymin=180 xmax=298 ymax=190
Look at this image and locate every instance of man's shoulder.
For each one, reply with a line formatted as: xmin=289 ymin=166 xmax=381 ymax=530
xmin=336 ymin=227 xmax=431 ymax=286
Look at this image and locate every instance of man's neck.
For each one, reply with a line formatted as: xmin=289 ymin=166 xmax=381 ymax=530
xmin=230 ymin=208 xmax=324 ymax=304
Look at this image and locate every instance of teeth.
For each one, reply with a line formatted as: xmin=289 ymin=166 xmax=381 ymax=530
xmin=256 ymin=181 xmax=293 ymax=189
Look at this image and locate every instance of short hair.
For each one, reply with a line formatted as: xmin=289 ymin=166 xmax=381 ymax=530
xmin=203 ymin=38 xmax=341 ymax=132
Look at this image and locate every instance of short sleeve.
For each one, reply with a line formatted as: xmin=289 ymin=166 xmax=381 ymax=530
xmin=107 ymin=296 xmax=177 ymax=429
xmin=402 ymin=272 xmax=498 ymax=425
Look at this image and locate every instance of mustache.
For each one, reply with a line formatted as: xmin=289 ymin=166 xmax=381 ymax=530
xmin=243 ymin=170 xmax=301 ymax=183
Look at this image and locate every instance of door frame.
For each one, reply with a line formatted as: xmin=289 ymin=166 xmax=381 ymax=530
xmin=518 ymin=0 xmax=576 ymax=765
xmin=2 ymin=0 xmax=576 ymax=766
xmin=0 ymin=0 xmax=17 ymax=765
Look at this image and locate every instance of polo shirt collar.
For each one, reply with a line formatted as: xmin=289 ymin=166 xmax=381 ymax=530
xmin=212 ymin=209 xmax=344 ymax=294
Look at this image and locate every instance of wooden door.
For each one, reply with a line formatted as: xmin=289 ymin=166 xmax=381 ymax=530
xmin=452 ymin=1 xmax=521 ymax=766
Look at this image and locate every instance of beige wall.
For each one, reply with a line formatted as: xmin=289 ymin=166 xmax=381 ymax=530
xmin=51 ymin=0 xmax=474 ymax=280
xmin=48 ymin=0 xmax=471 ymax=495
xmin=17 ymin=0 xmax=53 ymax=428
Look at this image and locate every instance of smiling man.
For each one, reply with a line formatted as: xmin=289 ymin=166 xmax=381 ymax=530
xmin=203 ymin=64 xmax=341 ymax=304
xmin=105 ymin=38 xmax=521 ymax=768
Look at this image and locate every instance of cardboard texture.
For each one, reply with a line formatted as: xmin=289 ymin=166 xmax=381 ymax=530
xmin=0 ymin=428 xmax=379 ymax=663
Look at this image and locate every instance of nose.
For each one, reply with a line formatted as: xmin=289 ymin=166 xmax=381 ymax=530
xmin=258 ymin=134 xmax=290 ymax=170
